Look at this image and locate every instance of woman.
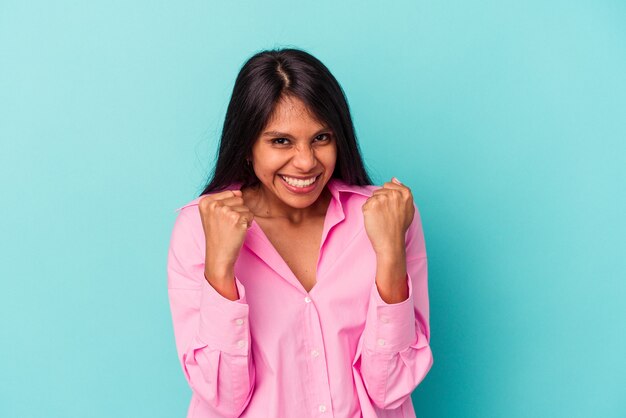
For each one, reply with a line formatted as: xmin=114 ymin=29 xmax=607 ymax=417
xmin=167 ymin=48 xmax=433 ymax=418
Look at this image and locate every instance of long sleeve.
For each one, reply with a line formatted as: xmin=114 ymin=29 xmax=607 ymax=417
xmin=167 ymin=209 xmax=255 ymax=418
xmin=352 ymin=203 xmax=433 ymax=410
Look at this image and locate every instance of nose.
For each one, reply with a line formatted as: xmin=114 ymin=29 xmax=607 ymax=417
xmin=291 ymin=144 xmax=318 ymax=172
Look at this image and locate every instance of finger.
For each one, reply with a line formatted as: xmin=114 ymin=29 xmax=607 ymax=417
xmin=372 ymin=187 xmax=406 ymax=201
xmin=217 ymin=195 xmax=245 ymax=207
xmin=382 ymin=180 xmax=412 ymax=196
xmin=381 ymin=181 xmax=407 ymax=191
xmin=199 ymin=191 xmax=239 ymax=210
xmin=227 ymin=205 xmax=252 ymax=213
xmin=226 ymin=206 xmax=254 ymax=224
xmin=219 ymin=205 xmax=253 ymax=225
xmin=371 ymin=189 xmax=387 ymax=196
xmin=209 ymin=189 xmax=242 ymax=201
xmin=238 ymin=212 xmax=254 ymax=228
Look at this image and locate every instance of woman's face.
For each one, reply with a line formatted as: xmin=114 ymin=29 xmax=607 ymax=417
xmin=249 ymin=94 xmax=337 ymax=214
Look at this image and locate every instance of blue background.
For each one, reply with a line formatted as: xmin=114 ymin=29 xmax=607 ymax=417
xmin=1 ymin=1 xmax=624 ymax=417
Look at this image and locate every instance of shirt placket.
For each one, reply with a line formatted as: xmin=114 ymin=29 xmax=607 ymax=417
xmin=302 ymin=292 xmax=334 ymax=417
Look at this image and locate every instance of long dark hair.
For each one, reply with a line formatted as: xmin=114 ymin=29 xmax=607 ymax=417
xmin=199 ymin=47 xmax=372 ymax=196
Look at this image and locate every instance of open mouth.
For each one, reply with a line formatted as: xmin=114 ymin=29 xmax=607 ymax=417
xmin=279 ymin=174 xmax=321 ymax=191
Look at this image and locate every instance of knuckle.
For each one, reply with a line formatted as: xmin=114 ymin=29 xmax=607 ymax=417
xmin=220 ymin=203 xmax=231 ymax=213
xmin=207 ymin=199 xmax=220 ymax=211
xmin=199 ymin=198 xmax=216 ymax=214
xmin=198 ymin=196 xmax=210 ymax=209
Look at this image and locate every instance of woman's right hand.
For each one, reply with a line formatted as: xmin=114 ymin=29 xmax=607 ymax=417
xmin=198 ymin=189 xmax=254 ymax=285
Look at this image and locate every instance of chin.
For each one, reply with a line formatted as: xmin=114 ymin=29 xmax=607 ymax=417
xmin=284 ymin=196 xmax=319 ymax=208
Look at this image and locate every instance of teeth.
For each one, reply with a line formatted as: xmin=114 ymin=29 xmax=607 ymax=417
xmin=281 ymin=175 xmax=317 ymax=187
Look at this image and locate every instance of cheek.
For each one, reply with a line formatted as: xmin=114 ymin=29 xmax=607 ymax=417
xmin=253 ymin=156 xmax=283 ymax=179
xmin=321 ymin=145 xmax=338 ymax=167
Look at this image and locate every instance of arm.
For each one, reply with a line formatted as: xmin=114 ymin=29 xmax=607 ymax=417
xmin=352 ymin=203 xmax=433 ymax=410
xmin=167 ymin=209 xmax=255 ymax=418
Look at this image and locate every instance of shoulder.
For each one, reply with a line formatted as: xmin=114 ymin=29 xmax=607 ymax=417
xmin=174 ymin=196 xmax=203 ymax=214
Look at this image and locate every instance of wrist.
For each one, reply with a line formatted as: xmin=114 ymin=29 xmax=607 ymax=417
xmin=203 ymin=270 xmax=239 ymax=301
xmin=204 ymin=259 xmax=235 ymax=284
xmin=375 ymin=243 xmax=406 ymax=264
xmin=374 ymin=246 xmax=408 ymax=304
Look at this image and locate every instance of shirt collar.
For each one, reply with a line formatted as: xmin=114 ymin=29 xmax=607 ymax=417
xmin=326 ymin=177 xmax=372 ymax=201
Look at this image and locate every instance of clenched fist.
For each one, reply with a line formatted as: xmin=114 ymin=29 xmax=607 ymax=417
xmin=362 ymin=177 xmax=415 ymax=257
xmin=198 ymin=189 xmax=254 ymax=291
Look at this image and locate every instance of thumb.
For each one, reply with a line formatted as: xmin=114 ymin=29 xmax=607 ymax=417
xmin=392 ymin=177 xmax=402 ymax=185
xmin=242 ymin=214 xmax=254 ymax=229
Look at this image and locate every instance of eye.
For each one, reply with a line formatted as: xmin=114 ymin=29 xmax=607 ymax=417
xmin=272 ymin=138 xmax=290 ymax=145
xmin=314 ymin=133 xmax=331 ymax=142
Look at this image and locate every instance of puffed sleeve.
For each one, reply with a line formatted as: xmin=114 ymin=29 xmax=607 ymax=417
xmin=167 ymin=208 xmax=255 ymax=417
xmin=352 ymin=202 xmax=433 ymax=410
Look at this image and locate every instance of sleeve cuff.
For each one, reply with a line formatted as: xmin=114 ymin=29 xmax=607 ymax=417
xmin=197 ymin=276 xmax=251 ymax=355
xmin=363 ymin=272 xmax=417 ymax=353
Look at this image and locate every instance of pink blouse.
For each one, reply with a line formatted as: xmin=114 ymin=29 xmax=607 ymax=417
xmin=167 ymin=178 xmax=433 ymax=418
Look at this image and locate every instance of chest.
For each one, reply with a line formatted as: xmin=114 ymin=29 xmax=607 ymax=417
xmin=254 ymin=217 xmax=325 ymax=293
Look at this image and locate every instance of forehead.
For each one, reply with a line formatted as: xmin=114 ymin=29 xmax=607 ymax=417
xmin=265 ymin=95 xmax=325 ymax=128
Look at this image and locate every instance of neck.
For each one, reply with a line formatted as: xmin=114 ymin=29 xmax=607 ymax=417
xmin=244 ymin=183 xmax=332 ymax=224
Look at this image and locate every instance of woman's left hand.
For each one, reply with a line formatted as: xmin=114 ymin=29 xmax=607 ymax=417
xmin=362 ymin=177 xmax=415 ymax=257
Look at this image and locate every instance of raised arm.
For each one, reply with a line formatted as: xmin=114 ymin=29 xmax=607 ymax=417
xmin=353 ymin=201 xmax=433 ymax=410
xmin=167 ymin=208 xmax=255 ymax=417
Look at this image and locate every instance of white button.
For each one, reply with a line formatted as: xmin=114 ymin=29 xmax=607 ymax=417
xmin=377 ymin=338 xmax=386 ymax=346
xmin=237 ymin=340 xmax=246 ymax=348
xmin=311 ymin=349 xmax=319 ymax=357
xmin=235 ymin=318 xmax=244 ymax=325
xmin=318 ymin=404 xmax=326 ymax=412
xmin=380 ymin=316 xmax=389 ymax=323
xmin=304 ymin=296 xmax=312 ymax=303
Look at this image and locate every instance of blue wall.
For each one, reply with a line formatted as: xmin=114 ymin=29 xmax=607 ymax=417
xmin=1 ymin=1 xmax=624 ymax=417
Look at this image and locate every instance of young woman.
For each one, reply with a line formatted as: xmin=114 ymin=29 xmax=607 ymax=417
xmin=167 ymin=48 xmax=433 ymax=418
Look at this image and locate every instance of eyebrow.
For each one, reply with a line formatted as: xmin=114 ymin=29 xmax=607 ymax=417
xmin=262 ymin=127 xmax=331 ymax=138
